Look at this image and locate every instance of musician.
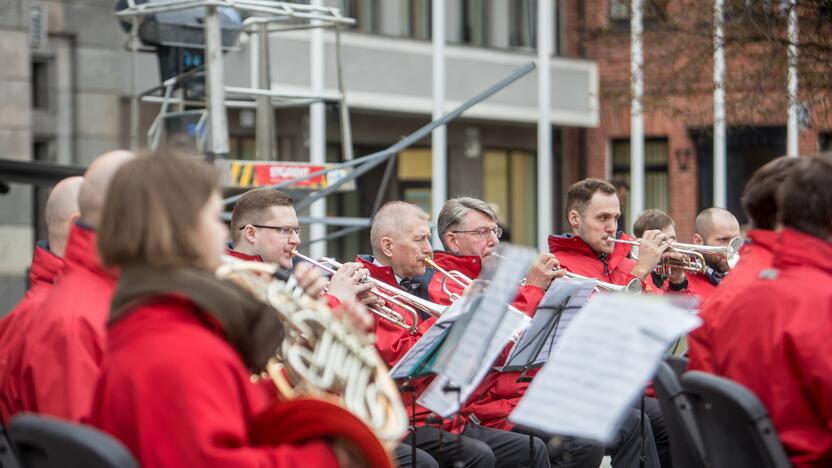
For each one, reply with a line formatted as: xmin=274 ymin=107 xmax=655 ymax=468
xmin=632 ymin=209 xmax=694 ymax=293
xmin=358 ymin=201 xmax=550 ymax=468
xmin=686 ymin=207 xmax=741 ymax=300
xmin=548 ymin=178 xmax=671 ymax=468
xmin=689 ymin=155 xmax=832 ymax=468
xmin=688 ymin=156 xmax=798 ymax=373
xmin=228 ymin=187 xmax=376 ymax=308
xmin=435 ymin=197 xmax=660 ymax=468
xmin=0 ymin=176 xmax=82 ymax=423
xmin=0 ymin=150 xmax=133 ymax=422
xmin=90 ymin=153 xmax=367 ymax=468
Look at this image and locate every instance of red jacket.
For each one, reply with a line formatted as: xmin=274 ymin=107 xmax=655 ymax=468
xmin=7 ymin=224 xmax=116 ymax=422
xmin=89 ymin=294 xmax=338 ymax=468
xmin=691 ymin=228 xmax=832 ymax=468
xmin=427 ymin=251 xmax=546 ymax=431
xmin=0 ymin=244 xmax=64 ymax=423
xmin=685 ymin=272 xmax=717 ymax=302
xmin=688 ymin=229 xmax=777 ymax=373
xmin=548 ymin=234 xmax=652 ymax=291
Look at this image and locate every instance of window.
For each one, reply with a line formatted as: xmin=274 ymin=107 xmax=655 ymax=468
xmin=611 ymin=139 xmax=669 ymax=231
xmin=405 ymin=0 xmax=431 ymax=40
xmin=31 ymin=59 xmax=51 ymax=110
xmin=343 ymin=0 xmax=379 ymax=34
xmin=483 ymin=150 xmax=537 ymax=247
xmin=461 ymin=0 xmax=488 ymax=47
xmin=398 ymin=148 xmax=432 ymax=214
xmin=509 ymin=0 xmax=536 ymax=49
xmin=820 ymin=133 xmax=832 ymax=152
xmin=608 ymin=0 xmax=669 ymax=26
xmin=229 ymin=136 xmax=256 ymax=160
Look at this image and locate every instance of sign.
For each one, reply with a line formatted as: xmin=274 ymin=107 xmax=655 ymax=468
xmin=215 ymin=159 xmax=355 ymax=191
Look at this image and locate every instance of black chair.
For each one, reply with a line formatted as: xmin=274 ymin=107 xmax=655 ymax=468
xmin=664 ymin=355 xmax=688 ymax=378
xmin=7 ymin=414 xmax=138 ymax=468
xmin=0 ymin=423 xmax=21 ymax=468
xmin=652 ymin=361 xmax=707 ymax=468
xmin=681 ymin=371 xmax=792 ymax=468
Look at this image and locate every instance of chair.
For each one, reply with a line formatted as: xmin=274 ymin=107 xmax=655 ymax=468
xmin=664 ymin=355 xmax=688 ymax=377
xmin=7 ymin=413 xmax=138 ymax=468
xmin=0 ymin=423 xmax=21 ymax=468
xmin=652 ymin=361 xmax=707 ymax=468
xmin=681 ymin=371 xmax=792 ymax=468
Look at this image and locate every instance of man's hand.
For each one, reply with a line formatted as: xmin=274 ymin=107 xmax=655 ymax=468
xmin=327 ymin=262 xmax=377 ymax=305
xmin=631 ymin=229 xmax=670 ymax=281
xmin=525 ymin=253 xmax=565 ymax=291
xmin=292 ymin=263 xmax=329 ymax=299
xmin=663 ymin=251 xmax=688 ymax=286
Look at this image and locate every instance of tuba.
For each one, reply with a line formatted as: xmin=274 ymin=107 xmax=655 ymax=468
xmin=216 ymin=256 xmax=407 ymax=468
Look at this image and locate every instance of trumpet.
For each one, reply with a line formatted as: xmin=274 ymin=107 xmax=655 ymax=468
xmin=559 ymin=271 xmax=643 ymax=294
xmin=609 ymin=236 xmax=743 ymax=274
xmin=215 ymin=256 xmax=406 ymax=466
xmin=292 ymin=251 xmax=446 ymax=333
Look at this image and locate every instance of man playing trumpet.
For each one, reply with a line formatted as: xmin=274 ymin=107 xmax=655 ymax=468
xmin=686 ymin=207 xmax=741 ymax=301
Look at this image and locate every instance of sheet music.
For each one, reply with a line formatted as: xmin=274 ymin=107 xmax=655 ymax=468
xmin=388 ymin=296 xmax=471 ymax=380
xmin=418 ymin=308 xmax=530 ymax=417
xmin=509 ymin=294 xmax=701 ymax=443
xmin=503 ymin=278 xmax=596 ymax=369
xmin=436 ymin=245 xmax=534 ymax=385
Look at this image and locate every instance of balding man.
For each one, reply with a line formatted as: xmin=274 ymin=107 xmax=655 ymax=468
xmin=9 ymin=150 xmax=133 ymax=422
xmin=357 ymin=201 xmax=550 ymax=468
xmin=688 ymin=207 xmax=741 ymax=300
xmin=0 ymin=176 xmax=82 ymax=423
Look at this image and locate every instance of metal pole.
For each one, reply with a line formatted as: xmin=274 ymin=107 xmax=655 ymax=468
xmin=432 ymin=0 xmax=447 ymax=249
xmin=255 ymin=22 xmax=276 ymax=160
xmin=204 ymin=6 xmax=230 ymax=155
xmin=630 ymin=0 xmax=645 ymax=226
xmin=334 ymin=27 xmax=354 ymax=161
xmin=130 ymin=16 xmax=140 ymax=150
xmin=310 ymin=0 xmax=327 ymax=258
xmin=537 ymin=0 xmax=553 ymax=252
xmin=713 ymin=0 xmax=727 ymax=208
xmin=787 ymin=0 xmax=799 ymax=157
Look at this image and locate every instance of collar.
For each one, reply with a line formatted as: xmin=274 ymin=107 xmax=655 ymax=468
xmin=29 ymin=242 xmax=64 ymax=288
xmin=370 ymin=257 xmax=403 ymax=284
xmin=431 ymin=250 xmax=482 ymax=279
xmin=773 ymin=228 xmax=832 ymax=275
xmin=63 ymin=222 xmax=112 ymax=280
xmin=548 ymin=233 xmax=631 ymax=265
xmin=356 ymin=255 xmax=398 ymax=288
xmin=111 ymin=265 xmax=285 ymax=372
xmin=745 ymin=229 xmax=777 ymax=253
xmin=224 ymin=247 xmax=263 ymax=262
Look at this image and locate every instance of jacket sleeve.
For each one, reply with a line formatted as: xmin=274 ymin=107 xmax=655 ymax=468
xmin=511 ymin=285 xmax=545 ymax=317
xmin=25 ymin=314 xmax=104 ymax=422
xmin=374 ymin=313 xmax=435 ymax=367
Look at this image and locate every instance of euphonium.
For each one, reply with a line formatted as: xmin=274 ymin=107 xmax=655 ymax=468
xmin=216 ymin=256 xmax=407 ymax=468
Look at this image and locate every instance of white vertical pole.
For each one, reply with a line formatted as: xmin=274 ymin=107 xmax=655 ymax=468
xmin=310 ymin=0 xmax=326 ymax=258
xmin=713 ymin=0 xmax=727 ymax=208
xmin=630 ymin=0 xmax=645 ymax=225
xmin=787 ymin=0 xmax=799 ymax=157
xmin=537 ymin=0 xmax=553 ymax=252
xmin=431 ymin=0 xmax=447 ymax=249
xmin=204 ymin=6 xmax=230 ymax=155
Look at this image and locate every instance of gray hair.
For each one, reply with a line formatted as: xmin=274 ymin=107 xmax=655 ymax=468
xmin=370 ymin=201 xmax=429 ymax=259
xmin=437 ymin=197 xmax=497 ymax=249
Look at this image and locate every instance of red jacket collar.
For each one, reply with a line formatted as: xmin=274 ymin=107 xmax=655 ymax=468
xmin=745 ymin=229 xmax=777 ymax=253
xmin=773 ymin=228 xmax=832 ymax=275
xmin=64 ymin=222 xmax=110 ymax=278
xmin=548 ymin=233 xmax=631 ymax=267
xmin=29 ymin=242 xmax=64 ymax=288
xmin=224 ymin=248 xmax=263 ymax=262
xmin=355 ymin=255 xmax=398 ymax=288
xmin=431 ymin=251 xmax=482 ymax=280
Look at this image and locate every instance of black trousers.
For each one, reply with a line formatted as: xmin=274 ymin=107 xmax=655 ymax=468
xmin=641 ymin=397 xmax=671 ymax=468
xmin=395 ymin=444 xmax=440 ymax=468
xmin=409 ymin=422 xmax=550 ymax=468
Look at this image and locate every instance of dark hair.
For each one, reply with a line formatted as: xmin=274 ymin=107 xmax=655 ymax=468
xmin=741 ymin=156 xmax=798 ymax=230
xmin=230 ymin=187 xmax=294 ymax=245
xmin=565 ymin=178 xmax=617 ymax=218
xmin=98 ymin=152 xmax=219 ymax=269
xmin=611 ymin=175 xmax=630 ymax=192
xmin=632 ymin=209 xmax=674 ymax=238
xmin=778 ymin=155 xmax=832 ymax=239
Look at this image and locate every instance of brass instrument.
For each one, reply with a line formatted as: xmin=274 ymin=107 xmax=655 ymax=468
xmin=559 ymin=271 xmax=643 ymax=294
xmin=422 ymin=256 xmax=471 ymax=302
xmin=292 ymin=250 xmax=421 ymax=333
xmin=216 ymin=256 xmax=407 ymax=465
xmin=609 ymin=236 xmax=743 ymax=274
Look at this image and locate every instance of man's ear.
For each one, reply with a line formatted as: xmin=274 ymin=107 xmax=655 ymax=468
xmin=567 ymin=209 xmax=581 ymax=230
xmin=692 ymin=233 xmax=704 ymax=245
xmin=380 ymin=236 xmax=394 ymax=258
xmin=444 ymin=233 xmax=459 ymax=254
xmin=67 ymin=212 xmax=80 ymax=229
xmin=243 ymin=225 xmax=257 ymax=244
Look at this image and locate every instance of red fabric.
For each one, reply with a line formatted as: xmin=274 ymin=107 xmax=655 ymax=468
xmin=548 ymin=234 xmax=652 ymax=292
xmin=689 ymin=228 xmax=832 ymax=468
xmin=688 ymin=229 xmax=777 ymax=373
xmin=89 ymin=295 xmax=338 ymax=468
xmin=427 ymin=252 xmax=546 ymax=431
xmin=0 ymin=245 xmax=64 ymax=423
xmin=4 ymin=224 xmax=116 ymax=422
xmin=685 ymin=272 xmax=717 ymax=302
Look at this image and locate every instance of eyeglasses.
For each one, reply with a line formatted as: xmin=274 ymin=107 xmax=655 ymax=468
xmin=451 ymin=227 xmax=502 ymax=239
xmin=239 ymin=224 xmax=301 ymax=237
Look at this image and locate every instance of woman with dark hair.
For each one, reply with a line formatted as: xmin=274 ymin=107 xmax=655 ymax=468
xmin=89 ymin=153 xmax=365 ymax=467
